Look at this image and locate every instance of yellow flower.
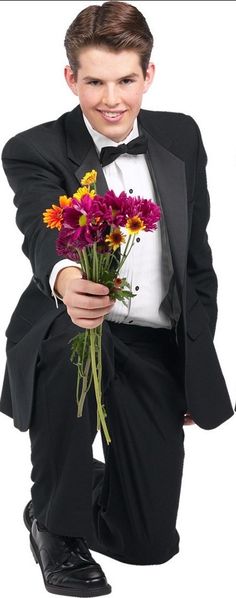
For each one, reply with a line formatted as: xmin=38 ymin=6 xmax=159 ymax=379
xmin=125 ymin=216 xmax=145 ymax=234
xmin=73 ymin=186 xmax=96 ymax=201
xmin=105 ymin=228 xmax=126 ymax=251
xmin=80 ymin=170 xmax=97 ymax=186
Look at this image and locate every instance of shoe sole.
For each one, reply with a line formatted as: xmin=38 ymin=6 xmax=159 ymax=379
xmin=29 ymin=533 xmax=112 ymax=597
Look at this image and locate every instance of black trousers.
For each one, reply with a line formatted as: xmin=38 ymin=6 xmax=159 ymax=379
xmin=29 ymin=311 xmax=187 ymax=565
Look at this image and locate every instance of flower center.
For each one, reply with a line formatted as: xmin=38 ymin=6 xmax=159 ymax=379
xmin=78 ymin=214 xmax=87 ymax=226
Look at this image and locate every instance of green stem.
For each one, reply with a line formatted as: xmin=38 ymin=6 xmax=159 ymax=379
xmin=92 ymin=242 xmax=98 ymax=281
xmin=104 ymin=250 xmax=112 ymax=272
xmin=81 ymin=248 xmax=90 ymax=278
xmin=118 ymin=234 xmax=135 ymax=270
xmin=90 ymin=328 xmax=111 ymax=444
xmin=77 ymin=353 xmax=91 ymax=417
xmin=77 ymin=249 xmax=86 ymax=273
xmin=96 ymin=324 xmax=103 ymax=430
xmin=74 ymin=247 xmax=111 ymax=443
xmin=97 ymin=324 xmax=102 ymax=390
xmin=104 ymin=233 xmax=135 ymax=277
xmin=81 ymin=329 xmax=89 ymax=366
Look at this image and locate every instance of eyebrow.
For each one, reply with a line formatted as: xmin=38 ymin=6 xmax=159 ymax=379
xmin=82 ymin=72 xmax=139 ymax=82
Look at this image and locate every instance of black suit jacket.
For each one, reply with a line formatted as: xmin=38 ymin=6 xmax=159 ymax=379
xmin=0 ymin=105 xmax=234 ymax=431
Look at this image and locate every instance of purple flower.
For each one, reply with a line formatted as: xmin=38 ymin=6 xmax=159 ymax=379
xmin=138 ymin=200 xmax=161 ymax=231
xmin=56 ymin=230 xmax=80 ymax=261
xmin=94 ymin=190 xmax=127 ymax=227
xmin=62 ymin=196 xmax=93 ymax=229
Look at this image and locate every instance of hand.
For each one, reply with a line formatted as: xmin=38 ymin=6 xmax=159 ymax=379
xmin=55 ymin=267 xmax=115 ymax=329
xmin=183 ymin=412 xmax=195 ymax=425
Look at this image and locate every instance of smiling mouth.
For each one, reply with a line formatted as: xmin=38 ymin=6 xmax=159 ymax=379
xmin=98 ymin=110 xmax=126 ymax=119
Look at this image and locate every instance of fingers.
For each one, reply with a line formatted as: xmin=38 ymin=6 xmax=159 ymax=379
xmin=63 ymin=279 xmax=110 ymax=307
xmin=67 ymin=301 xmax=115 ymax=322
xmin=68 ymin=278 xmax=110 ymax=297
xmin=63 ymin=278 xmax=115 ymax=329
xmin=67 ymin=291 xmax=113 ymax=310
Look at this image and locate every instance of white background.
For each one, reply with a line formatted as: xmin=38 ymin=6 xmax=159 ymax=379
xmin=0 ymin=1 xmax=236 ymax=597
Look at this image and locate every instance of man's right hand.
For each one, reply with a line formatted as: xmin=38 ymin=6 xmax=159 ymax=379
xmin=54 ymin=266 xmax=115 ymax=329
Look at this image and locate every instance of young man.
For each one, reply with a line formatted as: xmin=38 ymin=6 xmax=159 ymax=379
xmin=1 ymin=1 xmax=234 ymax=596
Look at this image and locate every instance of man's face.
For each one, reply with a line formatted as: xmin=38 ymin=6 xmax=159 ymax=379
xmin=64 ymin=46 xmax=155 ymax=142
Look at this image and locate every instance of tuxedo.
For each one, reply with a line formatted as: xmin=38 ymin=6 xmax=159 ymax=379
xmin=0 ymin=104 xmax=234 ymax=432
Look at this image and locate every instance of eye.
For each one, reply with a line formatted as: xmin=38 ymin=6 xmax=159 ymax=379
xmin=87 ymin=80 xmax=102 ymax=86
xmin=121 ymin=78 xmax=135 ymax=85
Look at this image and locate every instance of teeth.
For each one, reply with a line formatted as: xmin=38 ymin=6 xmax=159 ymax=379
xmin=102 ymin=112 xmax=122 ymax=118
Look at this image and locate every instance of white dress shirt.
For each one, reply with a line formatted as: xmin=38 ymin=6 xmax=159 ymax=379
xmin=49 ymin=113 xmax=174 ymax=329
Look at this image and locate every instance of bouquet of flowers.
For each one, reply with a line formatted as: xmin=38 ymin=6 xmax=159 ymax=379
xmin=43 ymin=170 xmax=161 ymax=444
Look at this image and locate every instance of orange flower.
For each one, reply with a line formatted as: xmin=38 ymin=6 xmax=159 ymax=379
xmin=105 ymin=227 xmax=126 ymax=251
xmin=58 ymin=195 xmax=73 ymax=208
xmin=42 ymin=195 xmax=72 ymax=230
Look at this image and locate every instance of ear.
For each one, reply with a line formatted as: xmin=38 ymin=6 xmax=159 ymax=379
xmin=64 ymin=65 xmax=79 ymax=96
xmin=143 ymin=62 xmax=155 ymax=94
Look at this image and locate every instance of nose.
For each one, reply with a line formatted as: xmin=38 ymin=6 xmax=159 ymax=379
xmin=102 ymin=84 xmax=120 ymax=108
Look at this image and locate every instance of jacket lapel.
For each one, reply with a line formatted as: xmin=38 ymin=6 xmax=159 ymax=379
xmin=65 ymin=104 xmax=108 ymax=195
xmin=138 ymin=117 xmax=188 ymax=293
xmin=75 ymin=146 xmax=108 ymax=195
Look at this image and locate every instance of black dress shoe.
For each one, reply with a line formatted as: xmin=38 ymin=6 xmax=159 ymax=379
xmin=30 ymin=518 xmax=112 ymax=596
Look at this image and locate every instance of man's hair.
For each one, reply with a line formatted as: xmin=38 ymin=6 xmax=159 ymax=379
xmin=64 ymin=1 xmax=154 ymax=80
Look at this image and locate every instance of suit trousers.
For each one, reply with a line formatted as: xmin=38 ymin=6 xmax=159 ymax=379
xmin=29 ymin=310 xmax=187 ymax=565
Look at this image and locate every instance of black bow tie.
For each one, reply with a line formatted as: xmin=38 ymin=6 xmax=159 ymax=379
xmin=100 ymin=134 xmax=148 ymax=167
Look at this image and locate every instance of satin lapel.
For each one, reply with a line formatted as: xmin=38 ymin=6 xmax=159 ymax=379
xmin=144 ymin=132 xmax=188 ymax=292
xmin=65 ymin=104 xmax=108 ymax=195
xmin=74 ymin=147 xmax=108 ymax=195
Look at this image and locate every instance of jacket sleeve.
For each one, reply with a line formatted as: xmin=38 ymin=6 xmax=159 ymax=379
xmin=187 ymin=120 xmax=218 ymax=338
xmin=2 ymin=133 xmax=69 ymax=300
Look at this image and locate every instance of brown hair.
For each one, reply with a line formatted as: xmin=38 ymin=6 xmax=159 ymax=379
xmin=64 ymin=1 xmax=153 ymax=80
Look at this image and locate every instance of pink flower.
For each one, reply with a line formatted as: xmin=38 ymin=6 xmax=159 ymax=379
xmin=138 ymin=199 xmax=161 ymax=231
xmin=94 ymin=190 xmax=127 ymax=227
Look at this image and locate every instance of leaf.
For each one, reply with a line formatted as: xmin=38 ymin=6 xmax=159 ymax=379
xmin=109 ymin=289 xmax=137 ymax=302
xmin=69 ymin=332 xmax=88 ymax=366
xmin=98 ymin=268 xmax=117 ymax=286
